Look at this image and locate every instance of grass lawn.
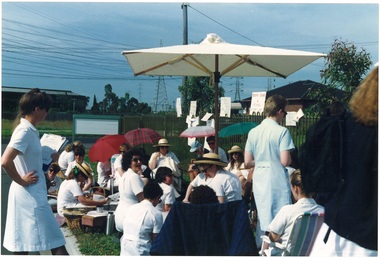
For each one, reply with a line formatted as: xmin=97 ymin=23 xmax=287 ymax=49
xmin=71 ymin=229 xmax=120 ymax=255
xmin=2 ymin=119 xmax=73 ymax=137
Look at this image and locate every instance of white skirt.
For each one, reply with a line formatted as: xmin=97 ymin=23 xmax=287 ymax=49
xmin=310 ymin=223 xmax=377 ymax=256
xmin=4 ymin=182 xmax=66 ymax=252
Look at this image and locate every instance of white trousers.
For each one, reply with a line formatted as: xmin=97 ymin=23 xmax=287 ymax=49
xmin=310 ymin=223 xmax=377 ymax=256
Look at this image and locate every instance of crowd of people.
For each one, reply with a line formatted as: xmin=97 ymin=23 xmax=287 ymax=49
xmin=1 ymin=65 xmax=377 ymax=256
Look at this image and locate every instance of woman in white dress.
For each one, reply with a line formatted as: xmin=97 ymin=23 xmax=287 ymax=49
xmin=114 ymin=148 xmax=145 ymax=232
xmin=149 ymin=138 xmax=182 ymax=193
xmin=120 ymin=182 xmax=163 ymax=256
xmin=1 ymin=88 xmax=68 ymax=255
xmin=226 ymin=145 xmax=250 ymax=192
xmin=57 ymin=165 xmax=108 ymax=217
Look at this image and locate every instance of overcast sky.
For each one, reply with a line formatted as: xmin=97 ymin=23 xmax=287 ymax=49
xmin=2 ymin=1 xmax=379 ymax=110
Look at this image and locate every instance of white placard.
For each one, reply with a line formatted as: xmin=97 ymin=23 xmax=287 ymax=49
xmin=186 ymin=116 xmax=199 ymax=127
xmin=189 ymin=101 xmax=197 ymax=118
xmin=75 ymin=119 xmax=119 ymax=135
xmin=249 ymin=91 xmax=267 ymax=115
xmin=201 ymin=112 xmax=213 ymax=122
xmin=295 ymin=108 xmax=304 ymax=122
xmin=176 ymin=98 xmax=182 ymax=117
xmin=285 ymin=112 xmax=297 ymax=126
xmin=220 ymin=97 xmax=231 ymax=118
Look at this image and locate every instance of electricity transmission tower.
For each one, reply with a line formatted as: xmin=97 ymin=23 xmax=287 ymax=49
xmin=153 ymin=76 xmax=169 ymax=112
xmin=152 ymin=40 xmax=169 ymax=112
xmin=234 ymin=77 xmax=243 ymax=101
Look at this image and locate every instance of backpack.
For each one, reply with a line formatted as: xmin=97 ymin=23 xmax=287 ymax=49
xmin=299 ymin=113 xmax=348 ymax=194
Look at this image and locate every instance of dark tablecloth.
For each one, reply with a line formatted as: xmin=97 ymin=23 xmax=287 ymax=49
xmin=150 ymin=200 xmax=258 ymax=256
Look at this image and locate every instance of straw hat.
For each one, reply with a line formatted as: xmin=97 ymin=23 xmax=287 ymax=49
xmin=153 ymin=138 xmax=172 ymax=147
xmin=190 ymin=141 xmax=202 ymax=152
xmin=193 ymin=153 xmax=227 ymax=167
xmin=228 ymin=145 xmax=243 ymax=154
xmin=75 ymin=162 xmax=92 ymax=178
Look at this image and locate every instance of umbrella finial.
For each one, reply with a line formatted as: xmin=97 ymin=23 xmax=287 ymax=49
xmin=202 ymin=33 xmax=226 ymax=44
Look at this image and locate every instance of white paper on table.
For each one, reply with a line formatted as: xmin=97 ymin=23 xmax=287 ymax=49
xmin=40 ymin=133 xmax=68 ymax=170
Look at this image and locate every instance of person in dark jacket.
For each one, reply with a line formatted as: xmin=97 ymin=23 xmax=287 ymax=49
xmin=310 ymin=66 xmax=378 ymax=256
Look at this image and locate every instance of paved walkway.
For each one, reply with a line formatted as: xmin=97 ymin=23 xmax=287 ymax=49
xmin=38 ymin=227 xmax=81 ymax=256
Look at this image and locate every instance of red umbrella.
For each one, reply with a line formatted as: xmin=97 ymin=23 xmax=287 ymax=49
xmin=88 ymin=134 xmax=127 ymax=162
xmin=179 ymin=126 xmax=215 ymax=138
xmin=124 ymin=128 xmax=162 ymax=146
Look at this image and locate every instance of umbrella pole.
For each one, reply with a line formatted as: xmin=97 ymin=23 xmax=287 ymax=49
xmin=214 ymin=55 xmax=220 ymax=155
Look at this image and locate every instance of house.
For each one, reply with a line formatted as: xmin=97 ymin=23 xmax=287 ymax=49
xmin=240 ymin=80 xmax=344 ymax=113
xmin=2 ymin=86 xmax=88 ymax=119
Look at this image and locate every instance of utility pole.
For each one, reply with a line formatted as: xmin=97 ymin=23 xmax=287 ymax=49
xmin=181 ymin=3 xmax=189 ymax=95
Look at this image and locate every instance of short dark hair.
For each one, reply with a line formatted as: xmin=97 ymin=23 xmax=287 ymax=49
xmin=122 ymin=148 xmax=143 ymax=171
xmin=155 ymin=166 xmax=173 ymax=183
xmin=189 ymin=185 xmax=219 ymax=204
xmin=73 ymin=146 xmax=85 ymax=157
xmin=206 ymin=136 xmax=215 ymax=143
xmin=143 ymin=182 xmax=163 ymax=199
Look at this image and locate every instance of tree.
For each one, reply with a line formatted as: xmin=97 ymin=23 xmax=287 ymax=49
xmin=101 ymin=84 xmax=119 ymax=115
xmin=308 ymin=38 xmax=372 ymax=113
xmin=125 ymin=97 xmax=151 ymax=114
xmin=90 ymin=94 xmax=100 ymax=114
xmin=178 ymin=76 xmax=225 ymax=115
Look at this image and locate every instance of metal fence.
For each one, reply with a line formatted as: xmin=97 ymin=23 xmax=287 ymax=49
xmin=120 ymin=113 xmax=320 ymax=152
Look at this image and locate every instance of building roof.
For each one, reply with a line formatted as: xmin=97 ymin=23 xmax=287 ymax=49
xmin=242 ymin=80 xmax=344 ymax=102
xmin=2 ymin=86 xmax=83 ymax=97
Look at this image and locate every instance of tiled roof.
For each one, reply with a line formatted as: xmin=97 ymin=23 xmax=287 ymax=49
xmin=242 ymin=80 xmax=344 ymax=101
xmin=2 ymin=86 xmax=83 ymax=96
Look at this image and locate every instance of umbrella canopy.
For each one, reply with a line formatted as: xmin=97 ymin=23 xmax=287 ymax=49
xmin=180 ymin=126 xmax=215 ymax=138
xmin=124 ymin=128 xmax=162 ymax=146
xmin=88 ymin=134 xmax=126 ymax=162
xmin=122 ymin=33 xmax=326 ymax=151
xmin=218 ymin=122 xmax=259 ymax=137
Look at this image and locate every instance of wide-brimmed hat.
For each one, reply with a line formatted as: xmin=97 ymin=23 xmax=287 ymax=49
xmin=190 ymin=141 xmax=202 ymax=152
xmin=75 ymin=162 xmax=92 ymax=178
xmin=153 ymin=138 xmax=172 ymax=147
xmin=193 ymin=153 xmax=227 ymax=167
xmin=228 ymin=145 xmax=243 ymax=154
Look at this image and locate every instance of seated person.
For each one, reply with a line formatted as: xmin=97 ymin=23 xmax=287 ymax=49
xmin=183 ymin=153 xmax=242 ymax=204
xmin=57 ymin=166 xmax=108 ymax=217
xmin=45 ymin=162 xmax=62 ymax=196
xmin=97 ymin=160 xmax=111 ymax=187
xmin=262 ymin=170 xmax=324 ymax=256
xmin=189 ymin=185 xmax=218 ymax=204
xmin=187 ymin=141 xmax=209 ymax=182
xmin=66 ymin=146 xmax=94 ymax=193
xmin=155 ymin=167 xmax=177 ymax=213
xmin=120 ymin=182 xmax=163 ymax=256
xmin=45 ymin=162 xmax=62 ymax=212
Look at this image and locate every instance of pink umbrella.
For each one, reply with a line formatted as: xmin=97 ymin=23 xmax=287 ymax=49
xmin=124 ymin=128 xmax=162 ymax=146
xmin=179 ymin=126 xmax=215 ymax=138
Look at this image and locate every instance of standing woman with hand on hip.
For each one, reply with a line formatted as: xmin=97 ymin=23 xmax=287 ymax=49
xmin=1 ymin=88 xmax=68 ymax=255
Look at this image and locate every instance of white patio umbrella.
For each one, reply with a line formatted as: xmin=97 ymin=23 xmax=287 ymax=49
xmin=122 ymin=33 xmax=326 ymax=152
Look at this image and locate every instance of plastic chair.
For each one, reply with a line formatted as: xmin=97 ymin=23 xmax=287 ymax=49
xmin=261 ymin=212 xmax=324 ymax=256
